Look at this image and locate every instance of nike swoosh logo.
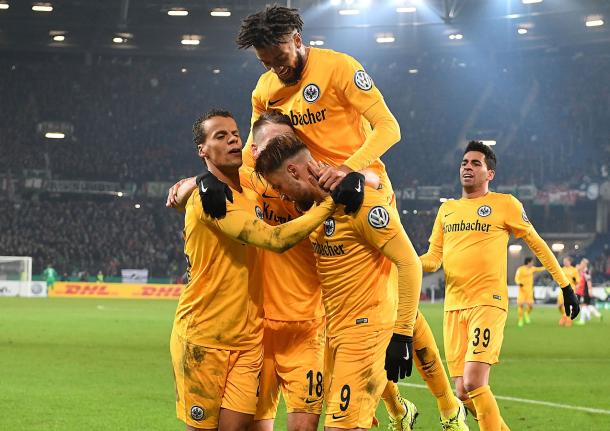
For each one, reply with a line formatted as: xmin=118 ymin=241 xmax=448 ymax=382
xmin=305 ymin=398 xmax=320 ymax=404
xmin=201 ymin=185 xmax=208 ymax=193
xmin=355 ymin=180 xmax=361 ymax=193
xmin=444 ymin=211 xmax=454 ymax=217
xmin=473 ymin=350 xmax=485 ymax=355
xmin=332 ymin=413 xmax=348 ymax=420
xmin=268 ymin=98 xmax=284 ymax=106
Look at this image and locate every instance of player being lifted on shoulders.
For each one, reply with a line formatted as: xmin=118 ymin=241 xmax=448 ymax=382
xmin=420 ymin=141 xmax=580 ymax=431
xmin=237 ymin=5 xmax=400 ymax=194
xmin=514 ymin=257 xmax=546 ymax=327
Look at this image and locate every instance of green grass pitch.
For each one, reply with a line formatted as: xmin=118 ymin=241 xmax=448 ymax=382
xmin=1 ymin=298 xmax=608 ymax=430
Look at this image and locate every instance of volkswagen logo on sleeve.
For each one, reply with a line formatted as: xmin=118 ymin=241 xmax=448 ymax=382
xmin=354 ymin=70 xmax=373 ymax=91
xmin=368 ymin=206 xmax=390 ymax=229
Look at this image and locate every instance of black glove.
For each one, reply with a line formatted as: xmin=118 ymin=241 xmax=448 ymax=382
xmin=331 ymin=172 xmax=365 ymax=214
xmin=561 ymin=285 xmax=580 ymax=320
xmin=385 ymin=333 xmax=413 ymax=383
xmin=196 ymin=168 xmax=233 ymax=219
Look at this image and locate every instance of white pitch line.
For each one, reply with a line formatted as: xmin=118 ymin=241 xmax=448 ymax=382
xmin=397 ymin=382 xmax=610 ymax=415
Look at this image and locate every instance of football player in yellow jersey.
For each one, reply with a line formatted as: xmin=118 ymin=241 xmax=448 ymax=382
xmin=236 ymin=5 xmax=400 ymax=193
xmin=254 ymin=133 xmax=421 ymax=431
xmin=420 ymin=141 xmax=580 ymax=431
xmin=514 ymin=257 xmax=546 ymax=327
xmin=559 ymin=256 xmax=580 ymax=327
xmin=170 ymin=109 xmax=343 ymax=431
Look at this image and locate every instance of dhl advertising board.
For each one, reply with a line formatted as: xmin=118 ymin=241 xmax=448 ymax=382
xmin=50 ymin=282 xmax=184 ymax=299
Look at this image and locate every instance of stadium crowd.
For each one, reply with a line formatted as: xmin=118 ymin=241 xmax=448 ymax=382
xmin=0 ymin=49 xmax=609 ymax=276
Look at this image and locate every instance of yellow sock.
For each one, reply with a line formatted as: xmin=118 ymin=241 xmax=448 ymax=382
xmin=413 ymin=312 xmax=459 ymax=419
xmin=381 ymin=382 xmax=406 ymax=419
xmin=517 ymin=306 xmax=524 ymax=319
xmin=468 ymin=385 xmax=505 ymax=430
xmin=462 ymin=397 xmax=477 ymax=419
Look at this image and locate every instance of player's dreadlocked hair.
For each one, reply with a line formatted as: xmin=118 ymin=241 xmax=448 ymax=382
xmin=236 ymin=6 xmax=304 ymax=49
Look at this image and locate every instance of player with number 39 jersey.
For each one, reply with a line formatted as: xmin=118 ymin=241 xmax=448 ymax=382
xmin=420 ymin=141 xmax=578 ymax=431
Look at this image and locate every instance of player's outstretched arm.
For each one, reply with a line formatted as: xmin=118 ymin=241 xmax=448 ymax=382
xmin=195 ymin=192 xmax=335 ymax=253
xmin=523 ymin=230 xmax=580 ymax=319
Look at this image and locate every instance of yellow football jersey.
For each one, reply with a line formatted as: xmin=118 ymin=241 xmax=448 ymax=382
xmin=562 ymin=265 xmax=580 ymax=288
xmin=422 ymin=192 xmax=535 ymax=312
xmin=246 ymin=47 xmax=394 ymax=187
xmin=174 ymin=185 xmax=263 ymax=350
xmin=515 ymin=265 xmax=545 ymax=292
xmin=309 ymin=187 xmax=402 ymax=336
xmin=240 ymin=166 xmax=324 ymax=321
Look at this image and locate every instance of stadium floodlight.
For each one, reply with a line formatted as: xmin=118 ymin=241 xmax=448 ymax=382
xmin=181 ymin=67 xmax=187 ymax=73
xmin=45 ymin=132 xmax=65 ymax=139
xmin=0 ymin=3 xmax=9 ymax=10
xmin=52 ymin=35 xmax=65 ymax=41
xmin=521 ymin=0 xmax=542 ymax=4
xmin=32 ymin=3 xmax=53 ymax=12
xmin=397 ymin=7 xmax=416 ymax=13
xmin=551 ymin=243 xmax=565 ymax=252
xmin=309 ymin=40 xmax=325 ymax=46
xmin=339 ymin=9 xmax=360 ymax=15
xmin=181 ymin=35 xmax=201 ymax=46
xmin=113 ymin=37 xmax=125 ymax=43
xmin=213 ymin=69 xmax=221 ymax=74
xmin=167 ymin=9 xmax=188 ymax=16
xmin=376 ymin=35 xmax=395 ymax=44
xmin=408 ymin=68 xmax=418 ymax=74
xmin=509 ymin=244 xmax=523 ymax=253
xmin=518 ymin=28 xmax=528 ymax=35
xmin=585 ymin=17 xmax=604 ymax=27
xmin=134 ymin=204 xmax=141 ymax=209
xmin=480 ymin=140 xmax=497 ymax=146
xmin=117 ymin=192 xmax=124 ymax=197
xmin=412 ymin=210 xmax=418 ymax=214
xmin=210 ymin=8 xmax=231 ymax=17
xmin=402 ymin=209 xmax=408 ymax=214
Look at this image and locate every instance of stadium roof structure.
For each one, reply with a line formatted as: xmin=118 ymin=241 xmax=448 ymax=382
xmin=0 ymin=0 xmax=608 ymax=58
